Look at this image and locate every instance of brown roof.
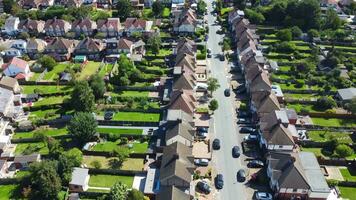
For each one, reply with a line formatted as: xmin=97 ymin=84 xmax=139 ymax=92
xmin=97 ymin=18 xmax=121 ymax=31
xmin=19 ymin=19 xmax=44 ymax=32
xmin=118 ymin=38 xmax=133 ymax=50
xmin=260 ymin=110 xmax=290 ymax=132
xmin=44 ymin=19 xmax=69 ymax=29
xmin=169 ymin=90 xmax=196 ymax=114
xmin=75 ymin=38 xmax=104 ymax=51
xmin=156 ymin=186 xmax=190 ymax=200
xmin=175 ymin=53 xmax=195 ymax=71
xmin=0 ymin=76 xmax=19 ymax=92
xmin=14 ymin=154 xmax=41 ymax=163
xmin=237 ymin=35 xmax=257 ymax=53
xmin=257 ymin=93 xmax=280 ymax=114
xmin=45 ymin=38 xmax=75 ymax=51
xmin=125 ymin=18 xmax=147 ymax=29
xmin=166 ymin=121 xmax=194 ymax=143
xmin=235 ymin=18 xmax=250 ymax=36
xmin=27 ymin=38 xmax=47 ymax=51
xmin=72 ymin=18 xmax=96 ymax=30
xmin=245 ymin=62 xmax=263 ymax=83
xmin=173 ymin=73 xmax=196 ymax=91
xmin=262 ymin=123 xmax=295 ymax=146
xmin=250 ymin=71 xmax=271 ymax=93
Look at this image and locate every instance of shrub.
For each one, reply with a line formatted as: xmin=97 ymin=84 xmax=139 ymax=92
xmin=291 ymin=26 xmax=302 ymax=39
xmin=276 ymin=29 xmax=292 ymax=41
xmin=275 ymin=42 xmax=296 ymax=53
xmin=244 ymin=8 xmax=265 ymax=24
xmin=335 ymin=144 xmax=353 ymax=158
xmin=91 ymin=160 xmax=102 ymax=169
xmin=308 ymin=29 xmax=320 ymax=39
xmin=300 ymin=108 xmax=310 ymax=114
xmin=294 ymin=80 xmax=305 ymax=88
xmin=316 ymin=97 xmax=336 ymax=110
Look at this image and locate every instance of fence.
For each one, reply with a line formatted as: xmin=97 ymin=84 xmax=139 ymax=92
xmin=88 ymin=168 xmax=144 ymax=176
xmin=307 ymin=112 xmax=356 ymax=119
xmin=97 ymin=120 xmax=159 ymax=127
xmin=296 ymin=124 xmax=355 ymax=131
xmin=82 ymin=150 xmax=154 ymax=158
xmin=318 ymin=157 xmax=356 ymax=166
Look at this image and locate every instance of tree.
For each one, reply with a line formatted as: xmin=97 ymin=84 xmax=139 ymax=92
xmin=110 ymin=147 xmax=129 ymax=168
xmin=91 ymin=160 xmax=102 ymax=169
xmin=291 ymin=26 xmax=302 ymax=39
xmin=345 ymin=98 xmax=356 ymax=114
xmin=323 ymin=9 xmax=342 ymax=30
xmin=197 ymin=0 xmax=207 ymax=15
xmin=3 ymin=0 xmax=15 ymax=13
xmin=89 ymin=74 xmax=106 ymax=100
xmin=307 ymin=29 xmax=320 ymax=39
xmin=209 ymin=99 xmax=219 ymax=113
xmin=316 ymin=97 xmax=336 ymax=110
xmin=244 ymin=8 xmax=265 ymax=24
xmin=335 ymin=144 xmax=354 ymax=158
xmin=46 ymin=137 xmax=63 ymax=159
xmin=18 ymin=32 xmax=30 ymax=40
xmin=233 ymin=0 xmax=246 ymax=9
xmin=127 ymin=189 xmax=145 ymax=200
xmin=107 ymin=182 xmax=129 ymax=200
xmin=57 ymin=148 xmax=83 ymax=184
xmin=68 ymin=112 xmax=98 ymax=146
xmin=152 ymin=1 xmax=163 ymax=17
xmin=148 ymin=35 xmax=161 ymax=55
xmin=29 ymin=161 xmax=61 ymax=200
xmin=38 ymin=55 xmax=56 ymax=71
xmin=116 ymin=0 xmax=133 ymax=20
xmin=70 ymin=81 xmax=95 ymax=112
xmin=276 ymin=29 xmax=292 ymax=41
xmin=207 ymin=77 xmax=220 ymax=95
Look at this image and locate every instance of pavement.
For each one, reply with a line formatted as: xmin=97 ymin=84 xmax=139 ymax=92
xmin=204 ymin=1 xmax=248 ymax=199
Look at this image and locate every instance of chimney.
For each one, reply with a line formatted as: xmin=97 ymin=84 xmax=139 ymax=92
xmin=173 ymin=153 xmax=179 ymax=160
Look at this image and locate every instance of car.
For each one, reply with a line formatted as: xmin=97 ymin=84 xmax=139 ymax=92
xmin=207 ymin=48 xmax=212 ymax=53
xmin=238 ymin=111 xmax=251 ymax=118
xmin=248 ymin=160 xmax=264 ymax=168
xmin=237 ymin=118 xmax=251 ymax=124
xmin=212 ymin=139 xmax=221 ymax=150
xmin=240 ymin=127 xmax=256 ymax=133
xmin=255 ymin=192 xmax=273 ymax=200
xmin=236 ymin=169 xmax=246 ymax=182
xmin=224 ymin=88 xmax=231 ymax=97
xmin=244 ymin=134 xmax=258 ymax=142
xmin=215 ymin=174 xmax=224 ymax=189
xmin=196 ymin=131 xmax=208 ymax=138
xmin=194 ymin=158 xmax=209 ymax=166
xmin=232 ymin=146 xmax=241 ymax=158
xmin=207 ymin=52 xmax=212 ymax=58
xmin=220 ymin=53 xmax=225 ymax=61
xmin=196 ymin=181 xmax=211 ymax=194
xmin=236 ymin=84 xmax=246 ymax=91
xmin=205 ymin=35 xmax=209 ymax=41
xmin=236 ymin=87 xmax=246 ymax=94
xmin=197 ymin=127 xmax=208 ymax=133
xmin=104 ymin=111 xmax=114 ymax=120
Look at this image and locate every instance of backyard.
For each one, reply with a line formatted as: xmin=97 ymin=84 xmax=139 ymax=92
xmin=311 ymin=117 xmax=356 ymax=127
xmin=77 ymin=61 xmax=101 ymax=80
xmin=14 ymin=142 xmax=49 ymax=155
xmin=82 ymin=156 xmax=144 ymax=170
xmin=338 ymin=186 xmax=356 ymax=200
xmin=340 ymin=167 xmax=356 ymax=182
xmin=98 ymin=111 xmax=160 ymax=122
xmin=307 ymin=130 xmax=353 ymax=144
xmin=96 ymin=127 xmax=143 ymax=135
xmin=22 ymin=85 xmax=72 ymax=95
xmin=111 ymin=91 xmax=149 ymax=98
xmin=88 ymin=174 xmax=134 ymax=188
xmin=13 ymin=127 xmax=68 ymax=139
xmin=0 ymin=185 xmax=17 ymax=200
xmin=91 ymin=140 xmax=148 ymax=153
xmin=301 ymin=147 xmax=356 ymax=160
xmin=43 ymin=63 xmax=69 ymax=81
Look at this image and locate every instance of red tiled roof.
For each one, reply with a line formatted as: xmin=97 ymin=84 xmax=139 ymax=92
xmin=118 ymin=38 xmax=133 ymax=49
xmin=15 ymin=73 xmax=27 ymax=79
xmin=3 ymin=57 xmax=28 ymax=70
xmin=125 ymin=18 xmax=147 ymax=29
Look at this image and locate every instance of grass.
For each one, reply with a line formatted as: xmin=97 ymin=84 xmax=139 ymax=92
xmin=15 ymin=142 xmax=49 ymax=155
xmin=311 ymin=117 xmax=356 ymax=127
xmin=111 ymin=91 xmax=149 ymax=97
xmin=30 ymin=72 xmax=41 ymax=81
xmin=92 ymin=140 xmax=148 ymax=153
xmin=338 ymin=186 xmax=356 ymax=200
xmin=78 ymin=61 xmax=101 ymax=80
xmin=22 ymin=85 xmax=72 ymax=95
xmin=13 ymin=127 xmax=67 ymax=139
xmin=278 ymin=83 xmax=308 ymax=90
xmin=82 ymin=156 xmax=144 ymax=170
xmin=34 ymin=95 xmax=69 ymax=107
xmin=146 ymin=48 xmax=172 ymax=57
xmin=43 ymin=63 xmax=68 ymax=81
xmin=0 ymin=185 xmax=17 ymax=200
xmin=220 ymin=7 xmax=233 ymax=15
xmin=301 ymin=147 xmax=356 ymax=160
xmin=96 ymin=128 xmax=143 ymax=135
xmin=286 ymin=103 xmax=322 ymax=113
xmin=112 ymin=112 xmax=160 ymax=122
xmin=142 ymin=8 xmax=153 ymax=19
xmin=98 ymin=63 xmax=114 ymax=77
xmin=340 ymin=167 xmax=356 ymax=182
xmin=15 ymin=170 xmax=31 ymax=178
xmin=284 ymin=93 xmax=320 ymax=99
xmin=162 ymin=8 xmax=170 ymax=18
xmin=307 ymin=130 xmax=353 ymax=144
xmin=89 ymin=174 xmax=134 ymax=188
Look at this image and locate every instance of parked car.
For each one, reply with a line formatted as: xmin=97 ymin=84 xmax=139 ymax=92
xmin=224 ymin=88 xmax=231 ymax=97
xmin=236 ymin=84 xmax=245 ymax=91
xmin=196 ymin=131 xmax=208 ymax=138
xmin=238 ymin=118 xmax=251 ymax=124
xmin=247 ymin=160 xmax=264 ymax=168
xmin=240 ymin=127 xmax=256 ymax=133
xmin=244 ymin=134 xmax=258 ymax=143
xmin=104 ymin=111 xmax=114 ymax=120
xmin=207 ymin=52 xmax=212 ymax=58
xmin=194 ymin=158 xmax=209 ymax=166
xmin=207 ymin=48 xmax=212 ymax=53
xmin=238 ymin=111 xmax=251 ymax=118
xmin=236 ymin=87 xmax=246 ymax=94
xmin=232 ymin=146 xmax=241 ymax=158
xmin=197 ymin=127 xmax=208 ymax=133
xmin=205 ymin=35 xmax=209 ymax=41
xmin=196 ymin=181 xmax=211 ymax=194
xmin=215 ymin=174 xmax=224 ymax=189
xmin=212 ymin=139 xmax=221 ymax=150
xmin=255 ymin=192 xmax=273 ymax=200
xmin=220 ymin=53 xmax=225 ymax=61
xmin=236 ymin=169 xmax=246 ymax=182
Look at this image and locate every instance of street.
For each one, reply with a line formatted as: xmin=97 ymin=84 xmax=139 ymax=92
xmin=205 ymin=0 xmax=248 ymax=200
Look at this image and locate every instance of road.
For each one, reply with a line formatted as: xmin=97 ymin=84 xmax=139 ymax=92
xmin=205 ymin=0 xmax=248 ymax=200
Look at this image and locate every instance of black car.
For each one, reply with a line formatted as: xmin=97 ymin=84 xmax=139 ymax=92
xmin=215 ymin=174 xmax=224 ymax=189
xmin=212 ymin=139 xmax=221 ymax=150
xmin=104 ymin=111 xmax=114 ymax=120
xmin=238 ymin=111 xmax=251 ymax=118
xmin=236 ymin=84 xmax=246 ymax=91
xmin=197 ymin=127 xmax=208 ymax=133
xmin=232 ymin=146 xmax=241 ymax=158
xmin=220 ymin=53 xmax=225 ymax=61
xmin=236 ymin=87 xmax=246 ymax=94
xmin=224 ymin=88 xmax=231 ymax=97
xmin=236 ymin=169 xmax=246 ymax=182
xmin=240 ymin=127 xmax=256 ymax=133
xmin=237 ymin=118 xmax=251 ymax=124
xmin=207 ymin=53 xmax=212 ymax=58
xmin=196 ymin=181 xmax=211 ymax=194
xmin=248 ymin=160 xmax=264 ymax=168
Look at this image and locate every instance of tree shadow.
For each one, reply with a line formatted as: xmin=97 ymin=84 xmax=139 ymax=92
xmin=108 ymin=158 xmax=123 ymax=169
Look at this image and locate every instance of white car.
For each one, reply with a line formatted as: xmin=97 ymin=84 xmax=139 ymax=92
xmin=244 ymin=134 xmax=258 ymax=142
xmin=194 ymin=158 xmax=209 ymax=166
xmin=255 ymin=192 xmax=273 ymax=200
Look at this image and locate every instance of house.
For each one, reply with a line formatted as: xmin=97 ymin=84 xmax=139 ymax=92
xmin=133 ymin=40 xmax=146 ymax=55
xmin=173 ymin=8 xmax=197 ymax=34
xmin=174 ymin=38 xmax=196 ymax=56
xmin=0 ymin=88 xmax=15 ymax=118
xmin=74 ymin=38 xmax=104 ymax=61
xmin=44 ymin=18 xmax=71 ymax=37
xmin=174 ymin=53 xmax=196 ymax=75
xmin=271 ymin=84 xmax=284 ymax=103
xmin=82 ymin=0 xmax=96 ymax=4
xmin=3 ymin=16 xmax=20 ymax=35
xmin=249 ymin=71 xmax=271 ymax=95
xmin=131 ymin=0 xmax=144 ymax=9
xmin=166 ymin=120 xmax=194 ymax=147
xmin=97 ymin=18 xmax=122 ymax=37
xmin=336 ymin=87 xmax=356 ymax=103
xmin=0 ymin=160 xmax=8 ymax=178
xmin=156 ymin=186 xmax=191 ymax=200
xmin=255 ymin=93 xmax=280 ymax=117
xmin=26 ymin=38 xmax=47 ymax=59
xmin=72 ymin=18 xmax=97 ymax=37
xmin=18 ymin=19 xmax=45 ymax=35
xmin=96 ymin=0 xmax=112 ymax=8
xmin=105 ymin=38 xmax=134 ymax=56
xmin=320 ymin=0 xmax=341 ymax=12
xmin=0 ymin=135 xmax=11 ymax=154
xmin=169 ymin=90 xmax=197 ymax=115
xmin=13 ymin=154 xmax=41 ymax=169
xmin=69 ymin=167 xmax=90 ymax=192
xmin=173 ymin=73 xmax=196 ymax=91
xmin=266 ymin=151 xmax=331 ymax=200
xmin=20 ymin=0 xmax=54 ymax=9
xmin=0 ymin=77 xmax=21 ymax=94
xmin=3 ymin=40 xmax=27 ymax=58
xmin=55 ymin=0 xmax=82 ymax=7
xmin=166 ymin=109 xmax=194 ymax=126
xmin=2 ymin=57 xmax=30 ymax=80
xmin=228 ymin=9 xmax=244 ymax=26
xmin=44 ymin=38 xmax=76 ymax=61
xmin=124 ymin=18 xmax=152 ymax=35
xmin=159 ymin=142 xmax=195 ymax=188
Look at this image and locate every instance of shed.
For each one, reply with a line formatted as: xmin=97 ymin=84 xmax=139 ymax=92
xmin=69 ymin=167 xmax=90 ymax=192
xmin=337 ymin=88 xmax=356 ymax=102
xmin=74 ymin=55 xmax=87 ymax=63
xmin=14 ymin=154 xmax=41 ymax=169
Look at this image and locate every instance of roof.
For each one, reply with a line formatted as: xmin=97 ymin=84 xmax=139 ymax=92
xmin=156 ymin=186 xmax=190 ymax=200
xmin=0 ymin=76 xmax=19 ymax=91
xmin=19 ymin=19 xmax=44 ymax=32
xmin=75 ymin=38 xmax=104 ymax=51
xmin=125 ymin=18 xmax=147 ymax=29
xmin=166 ymin=121 xmax=194 ymax=143
xmin=143 ymin=168 xmax=159 ymax=194
xmin=72 ymin=18 xmax=96 ymax=29
xmin=4 ymin=16 xmax=19 ymax=28
xmin=262 ymin=123 xmax=295 ymax=147
xmin=166 ymin=109 xmax=193 ymax=123
xmin=257 ymin=93 xmax=280 ymax=114
xmin=260 ymin=110 xmax=289 ymax=132
xmin=44 ymin=19 xmax=69 ymax=29
xmin=0 ymin=88 xmax=13 ymax=116
xmin=69 ymin=167 xmax=89 ymax=186
xmin=118 ymin=38 xmax=133 ymax=49
xmin=2 ymin=57 xmax=28 ymax=70
xmin=169 ymin=90 xmax=196 ymax=114
xmin=337 ymin=88 xmax=356 ymax=101
xmin=173 ymin=73 xmax=196 ymax=90
xmin=46 ymin=38 xmax=75 ymax=51
xmin=14 ymin=154 xmax=40 ymax=163
xmin=97 ymin=18 xmax=121 ymax=31
xmin=27 ymin=38 xmax=47 ymax=51
xmin=0 ymin=160 xmax=6 ymax=169
xmin=250 ymin=71 xmax=271 ymax=93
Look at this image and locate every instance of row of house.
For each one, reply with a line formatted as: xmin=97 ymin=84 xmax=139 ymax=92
xmin=229 ymin=9 xmax=333 ymax=200
xmin=2 ymin=16 xmax=153 ymax=38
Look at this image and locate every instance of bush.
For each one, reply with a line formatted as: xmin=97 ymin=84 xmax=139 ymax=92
xmin=275 ymin=42 xmax=296 ymax=53
xmin=316 ymin=97 xmax=336 ymax=110
xmin=294 ymin=80 xmax=305 ymax=88
xmin=276 ymin=29 xmax=292 ymax=41
xmin=300 ymin=107 xmax=310 ymax=114
xmin=91 ymin=160 xmax=102 ymax=169
xmin=38 ymin=55 xmax=57 ymax=71
xmin=244 ymin=8 xmax=265 ymax=24
xmin=308 ymin=29 xmax=320 ymax=39
xmin=334 ymin=144 xmax=353 ymax=158
xmin=291 ymin=26 xmax=302 ymax=39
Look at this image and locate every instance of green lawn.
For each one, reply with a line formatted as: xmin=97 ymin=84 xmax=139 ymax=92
xmin=89 ymin=174 xmax=134 ymax=188
xmin=146 ymin=48 xmax=172 ymax=57
xmin=284 ymin=93 xmax=320 ymax=99
xmin=111 ymin=91 xmax=149 ymax=98
xmin=15 ymin=170 xmax=31 ymax=178
xmin=98 ymin=63 xmax=114 ymax=77
xmin=112 ymin=112 xmax=160 ymax=122
xmin=340 ymin=167 xmax=356 ymax=182
xmin=162 ymin=8 xmax=170 ymax=18
xmin=43 ymin=63 xmax=69 ymax=81
xmin=220 ymin=7 xmax=233 ymax=15
xmin=96 ymin=128 xmax=143 ymax=135
xmin=302 ymin=147 xmax=356 ymax=160
xmin=311 ymin=117 xmax=356 ymax=127
xmin=286 ymin=103 xmax=323 ymax=113
xmin=307 ymin=130 xmax=353 ymax=144
xmin=78 ymin=61 xmax=101 ymax=80
xmin=30 ymin=72 xmax=41 ymax=81
xmin=14 ymin=127 xmax=67 ymax=139
xmin=82 ymin=156 xmax=144 ymax=170
xmin=338 ymin=186 xmax=356 ymax=200
xmin=22 ymin=85 xmax=72 ymax=95
xmin=34 ymin=95 xmax=69 ymax=107
xmin=0 ymin=185 xmax=17 ymax=200
xmin=92 ymin=140 xmax=148 ymax=153
xmin=142 ymin=8 xmax=153 ymax=19
xmin=15 ymin=142 xmax=49 ymax=155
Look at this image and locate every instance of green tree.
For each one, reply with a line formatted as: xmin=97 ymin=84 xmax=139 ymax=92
xmin=276 ymin=29 xmax=292 ymax=41
xmin=38 ymin=55 xmax=57 ymax=71
xmin=57 ymin=148 xmax=83 ymax=184
xmin=345 ymin=97 xmax=356 ymax=114
xmin=116 ymin=0 xmax=133 ymax=20
xmin=68 ymin=112 xmax=98 ymax=146
xmin=70 ymin=81 xmax=95 ymax=112
xmin=3 ymin=0 xmax=16 ymax=13
xmin=127 ymin=189 xmax=145 ymax=200
xmin=244 ymin=8 xmax=265 ymax=24
xmin=148 ymin=35 xmax=161 ymax=55
xmin=152 ymin=1 xmax=163 ymax=17
xmin=110 ymin=147 xmax=129 ymax=168
xmin=291 ymin=26 xmax=302 ymax=39
xmin=323 ymin=9 xmax=342 ymax=30
xmin=209 ymin=99 xmax=219 ymax=113
xmin=207 ymin=77 xmax=220 ymax=95
xmin=335 ymin=144 xmax=353 ymax=158
xmin=316 ymin=97 xmax=336 ymax=110
xmin=89 ymin=74 xmax=106 ymax=100
xmin=107 ymin=182 xmax=129 ymax=200
xmin=46 ymin=137 xmax=63 ymax=159
xmin=18 ymin=32 xmax=30 ymax=40
xmin=307 ymin=29 xmax=320 ymax=39
xmin=233 ymin=0 xmax=246 ymax=9
xmin=197 ymin=0 xmax=207 ymax=15
xmin=29 ymin=161 xmax=61 ymax=200
xmin=91 ymin=160 xmax=102 ymax=169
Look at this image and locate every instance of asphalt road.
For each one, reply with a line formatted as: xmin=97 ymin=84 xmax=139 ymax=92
xmin=205 ymin=1 xmax=248 ymax=200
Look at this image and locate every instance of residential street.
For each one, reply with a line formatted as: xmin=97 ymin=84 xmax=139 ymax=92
xmin=205 ymin=0 xmax=248 ymax=200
